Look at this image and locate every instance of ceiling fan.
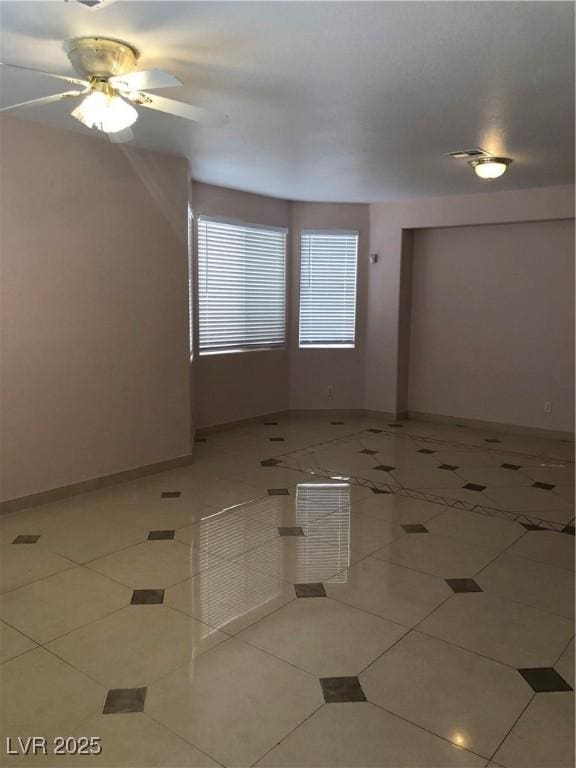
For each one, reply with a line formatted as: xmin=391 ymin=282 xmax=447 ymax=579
xmin=0 ymin=36 xmax=225 ymax=141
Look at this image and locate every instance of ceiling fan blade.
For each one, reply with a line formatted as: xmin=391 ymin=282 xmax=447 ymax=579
xmin=109 ymin=69 xmax=182 ymax=92
xmin=0 ymin=90 xmax=85 ymax=112
xmin=108 ymin=126 xmax=134 ymax=143
xmin=130 ymin=92 xmax=227 ymax=125
xmin=0 ymin=62 xmax=89 ymax=88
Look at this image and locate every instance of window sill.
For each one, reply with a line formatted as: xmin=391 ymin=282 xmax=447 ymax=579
xmin=199 ymin=346 xmax=287 ymax=357
xmin=298 ymin=344 xmax=356 ymax=350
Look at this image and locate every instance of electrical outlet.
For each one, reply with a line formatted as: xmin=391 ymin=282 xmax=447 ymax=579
xmin=327 ymin=385 xmax=334 ymax=398
xmin=544 ymin=401 xmax=552 ymax=414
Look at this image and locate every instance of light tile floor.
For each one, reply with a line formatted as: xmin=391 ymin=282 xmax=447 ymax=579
xmin=0 ymin=414 xmax=574 ymax=767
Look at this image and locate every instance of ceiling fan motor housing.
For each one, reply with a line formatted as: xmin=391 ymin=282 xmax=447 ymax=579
xmin=66 ymin=37 xmax=139 ymax=79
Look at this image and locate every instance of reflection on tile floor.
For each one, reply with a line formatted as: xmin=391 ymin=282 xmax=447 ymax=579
xmin=0 ymin=414 xmax=574 ymax=767
xmin=280 ymin=418 xmax=575 ymax=530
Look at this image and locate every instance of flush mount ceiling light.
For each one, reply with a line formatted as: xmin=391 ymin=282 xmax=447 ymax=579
xmin=446 ymin=148 xmax=513 ymax=181
xmin=469 ymin=156 xmax=512 ymax=180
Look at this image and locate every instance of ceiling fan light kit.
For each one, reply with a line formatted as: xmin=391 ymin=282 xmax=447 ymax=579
xmin=67 ymin=37 xmax=146 ymax=134
xmin=71 ymin=87 xmax=138 ymax=133
xmin=0 ymin=36 xmax=224 ymax=139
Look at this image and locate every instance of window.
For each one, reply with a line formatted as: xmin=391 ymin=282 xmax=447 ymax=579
xmin=188 ymin=204 xmax=194 ymax=357
xmin=197 ymin=216 xmax=287 ymax=354
xmin=299 ymin=229 xmax=358 ymax=348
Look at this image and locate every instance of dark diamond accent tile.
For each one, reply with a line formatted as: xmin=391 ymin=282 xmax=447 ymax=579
xmin=194 ymin=437 xmax=207 ymax=443
xmin=295 ymin=583 xmax=327 ymax=598
xmin=269 ymin=437 xmax=285 ymax=442
xmin=438 ymin=464 xmax=458 ymax=471
xmin=532 ymin=481 xmax=555 ymax=491
xmin=462 ymin=483 xmax=486 ymax=492
xmin=367 ymin=428 xmax=383 ymax=433
xmin=445 ymin=578 xmax=483 ymax=593
xmin=148 ymin=530 xmax=175 ymax=540
xmin=268 ymin=488 xmax=289 ymax=496
xmin=261 ymin=458 xmax=281 ymax=467
xmin=371 ymin=487 xmax=391 ymax=494
xmin=401 ymin=523 xmax=429 ymax=534
xmin=374 ymin=464 xmax=395 ymax=472
xmin=521 ymin=523 xmax=544 ymax=531
xmin=320 ymin=677 xmax=367 ymax=703
xmin=359 ymin=449 xmax=378 ymax=455
xmin=161 ymin=491 xmax=181 ymax=499
xmin=418 ymin=449 xmax=436 ymax=455
xmin=263 ymin=421 xmax=278 ymax=426
xmin=518 ymin=668 xmax=573 ymax=693
xmin=130 ymin=589 xmax=165 ymax=605
xmin=388 ymin=423 xmax=403 ymax=428
xmin=485 ymin=438 xmax=502 ymax=443
xmin=562 ymin=525 xmax=575 ymax=536
xmin=103 ymin=687 xmax=147 ymax=714
xmin=501 ymin=463 xmax=521 ymax=470
xmin=12 ymin=535 xmax=40 ymax=544
xmin=278 ymin=526 xmax=304 ymax=537
xmin=331 ymin=421 xmax=345 ymax=425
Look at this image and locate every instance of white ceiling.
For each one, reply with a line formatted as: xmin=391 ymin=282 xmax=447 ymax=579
xmin=1 ymin=1 xmax=574 ymax=202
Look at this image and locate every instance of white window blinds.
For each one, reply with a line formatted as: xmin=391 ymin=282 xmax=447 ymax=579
xmin=295 ymin=483 xmax=351 ymax=584
xmin=197 ymin=216 xmax=287 ymax=354
xmin=299 ymin=229 xmax=358 ymax=348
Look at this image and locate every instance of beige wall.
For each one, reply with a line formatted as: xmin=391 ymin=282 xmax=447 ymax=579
xmin=367 ymin=185 xmax=575 ymax=418
xmin=191 ymin=184 xmax=371 ymax=425
xmin=2 ymin=114 xmax=572 ymax=501
xmin=191 ymin=182 xmax=291 ymax=428
xmin=0 ymin=116 xmax=192 ymax=502
xmin=192 ymin=182 xmax=574 ymax=432
xmin=408 ymin=220 xmax=575 ymax=432
xmin=289 ymin=202 xmax=369 ymax=410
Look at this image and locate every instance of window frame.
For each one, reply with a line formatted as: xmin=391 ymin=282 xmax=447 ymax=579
xmin=298 ymin=228 xmax=359 ymax=350
xmin=195 ymin=214 xmax=289 ymax=357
